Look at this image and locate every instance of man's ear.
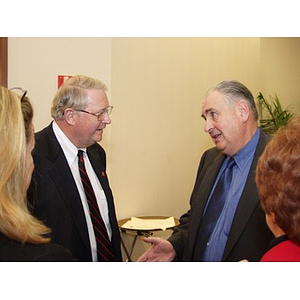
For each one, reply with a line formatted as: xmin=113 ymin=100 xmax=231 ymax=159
xmin=237 ymin=100 xmax=250 ymax=122
xmin=64 ymin=108 xmax=76 ymax=125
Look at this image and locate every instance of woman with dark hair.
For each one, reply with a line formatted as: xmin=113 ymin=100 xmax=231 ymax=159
xmin=256 ymin=117 xmax=300 ymax=261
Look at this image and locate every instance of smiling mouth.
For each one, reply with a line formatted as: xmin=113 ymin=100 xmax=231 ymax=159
xmin=211 ymin=133 xmax=221 ymax=141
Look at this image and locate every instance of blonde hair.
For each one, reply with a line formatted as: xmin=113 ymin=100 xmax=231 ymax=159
xmin=51 ymin=75 xmax=107 ymax=120
xmin=0 ymin=87 xmax=50 ymax=244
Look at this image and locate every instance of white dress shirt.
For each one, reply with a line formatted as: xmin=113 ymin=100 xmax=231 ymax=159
xmin=52 ymin=121 xmax=112 ymax=262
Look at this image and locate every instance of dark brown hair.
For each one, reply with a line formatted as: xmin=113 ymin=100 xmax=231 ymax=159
xmin=256 ymin=117 xmax=300 ymax=244
xmin=21 ymin=96 xmax=34 ymax=143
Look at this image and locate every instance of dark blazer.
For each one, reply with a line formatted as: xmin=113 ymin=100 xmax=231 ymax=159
xmin=0 ymin=233 xmax=74 ymax=262
xmin=168 ymin=129 xmax=274 ymax=261
xmin=28 ymin=123 xmax=122 ymax=262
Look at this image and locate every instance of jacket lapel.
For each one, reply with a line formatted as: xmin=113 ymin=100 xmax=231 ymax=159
xmin=46 ymin=125 xmax=91 ymax=252
xmin=189 ymin=151 xmax=225 ymax=258
xmin=222 ymin=130 xmax=271 ymax=260
xmin=87 ymin=146 xmax=113 ymax=206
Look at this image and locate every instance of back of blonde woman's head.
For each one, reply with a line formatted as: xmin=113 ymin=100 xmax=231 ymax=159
xmin=0 ymin=87 xmax=25 ymax=206
xmin=0 ymin=87 xmax=50 ymax=244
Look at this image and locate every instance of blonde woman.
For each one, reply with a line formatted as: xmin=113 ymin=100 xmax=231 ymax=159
xmin=0 ymin=87 xmax=73 ymax=261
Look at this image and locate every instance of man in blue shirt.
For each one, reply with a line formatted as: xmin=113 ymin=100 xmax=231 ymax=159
xmin=138 ymin=80 xmax=273 ymax=262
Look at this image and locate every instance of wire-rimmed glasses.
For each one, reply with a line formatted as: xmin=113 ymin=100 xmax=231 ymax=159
xmin=75 ymin=106 xmax=113 ymax=121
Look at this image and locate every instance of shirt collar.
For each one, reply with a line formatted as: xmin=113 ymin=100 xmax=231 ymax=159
xmin=269 ymin=235 xmax=289 ymax=249
xmin=52 ymin=121 xmax=87 ymax=165
xmin=233 ymin=128 xmax=261 ymax=171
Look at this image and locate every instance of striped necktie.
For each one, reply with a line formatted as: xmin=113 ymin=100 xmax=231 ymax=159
xmin=78 ymin=150 xmax=115 ymax=261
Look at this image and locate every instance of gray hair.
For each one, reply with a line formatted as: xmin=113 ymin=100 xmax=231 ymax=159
xmin=211 ymin=80 xmax=258 ymax=120
xmin=51 ymin=75 xmax=107 ymax=120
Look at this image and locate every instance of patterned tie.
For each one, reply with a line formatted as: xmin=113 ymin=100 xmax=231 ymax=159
xmin=195 ymin=157 xmax=236 ymax=260
xmin=78 ymin=150 xmax=115 ymax=262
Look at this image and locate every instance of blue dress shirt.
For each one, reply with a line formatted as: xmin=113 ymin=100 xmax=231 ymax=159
xmin=201 ymin=128 xmax=261 ymax=261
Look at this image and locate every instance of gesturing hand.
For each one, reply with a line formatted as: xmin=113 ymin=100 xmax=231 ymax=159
xmin=137 ymin=237 xmax=176 ymax=262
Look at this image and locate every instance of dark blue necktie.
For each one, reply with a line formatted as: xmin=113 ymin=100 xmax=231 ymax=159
xmin=78 ymin=150 xmax=115 ymax=262
xmin=195 ymin=157 xmax=236 ymax=261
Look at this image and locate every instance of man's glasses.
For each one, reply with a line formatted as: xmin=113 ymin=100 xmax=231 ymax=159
xmin=75 ymin=106 xmax=113 ymax=121
xmin=10 ymin=87 xmax=27 ymax=102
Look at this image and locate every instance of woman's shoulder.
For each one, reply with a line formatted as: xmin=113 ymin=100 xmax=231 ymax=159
xmin=261 ymin=239 xmax=300 ymax=262
xmin=29 ymin=243 xmax=75 ymax=262
xmin=0 ymin=234 xmax=74 ymax=262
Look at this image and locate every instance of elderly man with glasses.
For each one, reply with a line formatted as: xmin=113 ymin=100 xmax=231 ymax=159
xmin=27 ymin=75 xmax=122 ymax=262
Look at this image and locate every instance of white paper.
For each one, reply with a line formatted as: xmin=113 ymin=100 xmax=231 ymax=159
xmin=121 ymin=216 xmax=176 ymax=231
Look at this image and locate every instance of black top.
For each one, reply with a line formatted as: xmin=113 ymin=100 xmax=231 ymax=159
xmin=0 ymin=233 xmax=74 ymax=262
xmin=268 ymin=234 xmax=289 ymax=249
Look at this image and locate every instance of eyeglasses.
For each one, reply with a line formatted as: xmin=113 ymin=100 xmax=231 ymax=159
xmin=10 ymin=87 xmax=27 ymax=102
xmin=75 ymin=106 xmax=113 ymax=121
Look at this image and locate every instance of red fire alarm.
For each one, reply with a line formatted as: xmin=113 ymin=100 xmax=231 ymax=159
xmin=58 ymin=75 xmax=72 ymax=88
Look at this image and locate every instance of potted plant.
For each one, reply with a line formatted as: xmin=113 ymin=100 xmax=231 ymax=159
xmin=257 ymin=92 xmax=294 ymax=134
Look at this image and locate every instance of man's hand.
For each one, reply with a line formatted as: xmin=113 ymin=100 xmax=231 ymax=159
xmin=137 ymin=237 xmax=176 ymax=262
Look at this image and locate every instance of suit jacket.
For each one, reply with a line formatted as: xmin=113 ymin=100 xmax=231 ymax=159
xmin=168 ymin=129 xmax=274 ymax=261
xmin=0 ymin=233 xmax=74 ymax=262
xmin=28 ymin=123 xmax=122 ymax=262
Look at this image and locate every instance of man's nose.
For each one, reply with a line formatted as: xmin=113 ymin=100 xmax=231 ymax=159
xmin=204 ymin=119 xmax=213 ymax=133
xmin=102 ymin=113 xmax=111 ymax=124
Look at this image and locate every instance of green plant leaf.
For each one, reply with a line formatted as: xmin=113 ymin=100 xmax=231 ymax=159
xmin=257 ymin=92 xmax=294 ymax=134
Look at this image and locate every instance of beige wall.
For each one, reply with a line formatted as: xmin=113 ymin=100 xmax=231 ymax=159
xmin=8 ymin=37 xmax=112 ymax=132
xmin=260 ymin=38 xmax=300 ymax=116
xmin=110 ymin=37 xmax=261 ymax=217
xmin=8 ymin=37 xmax=300 ymax=261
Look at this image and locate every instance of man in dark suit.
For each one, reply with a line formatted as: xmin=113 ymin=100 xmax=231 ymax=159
xmin=28 ymin=75 xmax=122 ymax=262
xmin=138 ymin=80 xmax=273 ymax=262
